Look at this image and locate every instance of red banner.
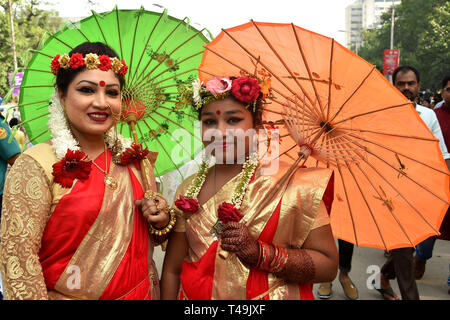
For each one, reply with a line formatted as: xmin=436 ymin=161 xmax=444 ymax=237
xmin=383 ymin=49 xmax=400 ymax=76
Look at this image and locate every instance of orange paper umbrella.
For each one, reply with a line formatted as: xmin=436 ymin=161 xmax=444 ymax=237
xmin=198 ymin=21 xmax=450 ymax=250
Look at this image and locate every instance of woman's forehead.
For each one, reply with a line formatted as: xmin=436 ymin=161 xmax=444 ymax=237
xmin=201 ymin=98 xmax=249 ymax=115
xmin=71 ymin=68 xmax=120 ymax=85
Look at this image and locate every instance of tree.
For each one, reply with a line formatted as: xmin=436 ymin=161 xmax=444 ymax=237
xmin=358 ymin=0 xmax=449 ymax=90
xmin=0 ymin=0 xmax=62 ymax=97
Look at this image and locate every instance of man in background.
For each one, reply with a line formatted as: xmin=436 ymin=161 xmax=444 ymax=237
xmin=377 ymin=66 xmax=450 ymax=300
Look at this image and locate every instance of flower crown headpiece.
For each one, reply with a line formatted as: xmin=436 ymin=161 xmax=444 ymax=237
xmin=50 ymin=53 xmax=128 ymax=76
xmin=178 ymin=70 xmax=272 ymax=112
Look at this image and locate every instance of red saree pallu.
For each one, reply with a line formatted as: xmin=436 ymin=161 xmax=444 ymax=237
xmin=177 ymin=164 xmax=333 ymax=300
xmin=39 ymin=150 xmax=155 ymax=300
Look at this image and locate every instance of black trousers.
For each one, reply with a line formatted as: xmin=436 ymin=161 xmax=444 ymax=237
xmin=338 ymin=239 xmax=354 ymax=273
xmin=381 ymin=247 xmax=420 ymax=300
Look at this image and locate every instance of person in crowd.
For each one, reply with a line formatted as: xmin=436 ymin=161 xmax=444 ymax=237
xmin=318 ymin=240 xmax=358 ymax=300
xmin=0 ymin=42 xmax=173 ymax=300
xmin=161 ymin=74 xmax=338 ymax=300
xmin=8 ymin=118 xmax=26 ymax=150
xmin=376 ymin=66 xmax=450 ymax=300
xmin=413 ymin=75 xmax=450 ymax=288
xmin=12 ymin=108 xmax=21 ymax=121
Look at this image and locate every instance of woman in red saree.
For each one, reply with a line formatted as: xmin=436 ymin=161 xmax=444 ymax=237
xmin=0 ymin=42 xmax=174 ymax=300
xmin=161 ymin=75 xmax=338 ymax=300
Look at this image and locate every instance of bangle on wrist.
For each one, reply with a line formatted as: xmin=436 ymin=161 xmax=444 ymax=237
xmin=149 ymin=207 xmax=177 ymax=236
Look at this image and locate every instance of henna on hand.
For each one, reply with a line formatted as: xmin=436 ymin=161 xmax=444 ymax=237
xmin=257 ymin=242 xmax=316 ymax=284
xmin=273 ymin=249 xmax=315 ymax=284
xmin=220 ymin=222 xmax=260 ymax=266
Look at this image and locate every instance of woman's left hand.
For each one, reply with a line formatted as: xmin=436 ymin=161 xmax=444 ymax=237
xmin=220 ymin=222 xmax=259 ymax=266
xmin=135 ymin=191 xmax=170 ymax=229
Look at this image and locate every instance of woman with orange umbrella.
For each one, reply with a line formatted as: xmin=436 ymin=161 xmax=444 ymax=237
xmin=160 ymin=74 xmax=338 ymax=300
xmin=163 ymin=20 xmax=449 ymax=301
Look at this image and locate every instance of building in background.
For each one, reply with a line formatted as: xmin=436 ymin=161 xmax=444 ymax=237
xmin=344 ymin=0 xmax=400 ymax=52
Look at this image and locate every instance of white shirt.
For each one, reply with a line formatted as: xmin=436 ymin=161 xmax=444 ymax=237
xmin=158 ymin=151 xmax=208 ymax=204
xmin=416 ymin=104 xmax=450 ymax=159
xmin=434 ymin=100 xmax=444 ymax=109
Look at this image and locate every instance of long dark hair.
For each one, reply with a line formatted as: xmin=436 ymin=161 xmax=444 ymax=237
xmin=56 ymin=42 xmax=126 ymax=96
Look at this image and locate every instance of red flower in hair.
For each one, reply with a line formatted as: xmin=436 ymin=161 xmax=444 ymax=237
xmin=217 ymin=202 xmax=243 ymax=223
xmin=119 ymin=59 xmax=128 ymax=76
xmin=231 ymin=77 xmax=261 ymax=104
xmin=98 ymin=55 xmax=112 ymax=71
xmin=50 ymin=54 xmax=61 ymax=75
xmin=69 ymin=53 xmax=84 ymax=69
xmin=120 ymin=143 xmax=149 ymax=169
xmin=52 ymin=149 xmax=92 ymax=188
xmin=175 ymin=195 xmax=199 ymax=213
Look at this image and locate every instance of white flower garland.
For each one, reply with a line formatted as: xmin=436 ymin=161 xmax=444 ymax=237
xmin=185 ymin=157 xmax=211 ymax=199
xmin=230 ymin=152 xmax=259 ymax=209
xmin=184 ymin=152 xmax=259 ymax=210
xmin=191 ymin=79 xmax=203 ymax=107
xmin=49 ymin=90 xmax=133 ymax=160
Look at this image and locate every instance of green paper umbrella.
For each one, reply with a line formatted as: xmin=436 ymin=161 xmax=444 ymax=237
xmin=18 ymin=6 xmax=210 ymax=179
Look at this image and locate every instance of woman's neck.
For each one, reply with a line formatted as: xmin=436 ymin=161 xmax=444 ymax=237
xmin=214 ymin=163 xmax=244 ymax=179
xmin=72 ymin=130 xmax=106 ymax=160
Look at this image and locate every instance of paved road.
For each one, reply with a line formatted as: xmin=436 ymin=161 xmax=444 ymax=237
xmin=312 ymin=239 xmax=450 ymax=300
xmin=154 ymin=239 xmax=450 ymax=300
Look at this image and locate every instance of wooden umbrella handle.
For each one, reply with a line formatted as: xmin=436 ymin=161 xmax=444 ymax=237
xmin=128 ymin=119 xmax=151 ymax=191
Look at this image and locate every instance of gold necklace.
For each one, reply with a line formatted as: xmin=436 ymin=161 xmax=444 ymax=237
xmin=91 ymin=142 xmax=118 ymax=190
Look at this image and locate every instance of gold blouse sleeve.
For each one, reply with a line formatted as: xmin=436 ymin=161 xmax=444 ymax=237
xmin=311 ymin=201 xmax=330 ymax=230
xmin=0 ymin=154 xmax=52 ymax=300
xmin=173 ymin=183 xmax=187 ymax=233
xmin=172 ymin=175 xmax=196 ymax=233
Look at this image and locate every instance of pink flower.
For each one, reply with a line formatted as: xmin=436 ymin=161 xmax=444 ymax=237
xmin=206 ymin=77 xmax=232 ymax=95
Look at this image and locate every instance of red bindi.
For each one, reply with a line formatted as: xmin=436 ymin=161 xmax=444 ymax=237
xmin=216 ymin=110 xmax=221 ymax=115
xmin=99 ymin=80 xmax=106 ymax=87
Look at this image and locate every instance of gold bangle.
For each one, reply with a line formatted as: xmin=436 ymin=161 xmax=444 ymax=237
xmin=149 ymin=207 xmax=177 ymax=237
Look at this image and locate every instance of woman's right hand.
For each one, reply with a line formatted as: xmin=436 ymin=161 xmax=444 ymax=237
xmin=134 ymin=191 xmax=170 ymax=229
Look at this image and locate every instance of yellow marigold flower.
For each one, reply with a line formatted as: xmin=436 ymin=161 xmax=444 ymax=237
xmin=84 ymin=53 xmax=100 ymax=70
xmin=260 ymin=78 xmax=271 ymax=96
xmin=110 ymin=57 xmax=123 ymax=73
xmin=58 ymin=54 xmax=70 ymax=69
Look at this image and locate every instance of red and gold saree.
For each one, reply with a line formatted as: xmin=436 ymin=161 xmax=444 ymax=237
xmin=173 ymin=161 xmax=334 ymax=300
xmin=0 ymin=143 xmax=159 ymax=300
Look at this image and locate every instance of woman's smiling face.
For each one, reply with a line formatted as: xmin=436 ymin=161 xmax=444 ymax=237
xmin=59 ymin=68 xmax=121 ymax=141
xmin=200 ymin=97 xmax=255 ymax=163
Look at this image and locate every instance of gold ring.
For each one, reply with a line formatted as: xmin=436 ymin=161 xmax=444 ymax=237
xmin=156 ymin=203 xmax=165 ymax=211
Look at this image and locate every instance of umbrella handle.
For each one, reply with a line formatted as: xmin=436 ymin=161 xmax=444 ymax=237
xmin=128 ymin=120 xmax=151 ymax=191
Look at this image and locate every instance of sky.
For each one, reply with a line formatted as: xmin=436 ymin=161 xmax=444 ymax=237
xmin=42 ymin=0 xmax=356 ymax=45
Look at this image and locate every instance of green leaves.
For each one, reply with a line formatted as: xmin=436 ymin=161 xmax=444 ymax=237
xmin=358 ymin=0 xmax=449 ymax=90
xmin=0 ymin=1 xmax=62 ymax=96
